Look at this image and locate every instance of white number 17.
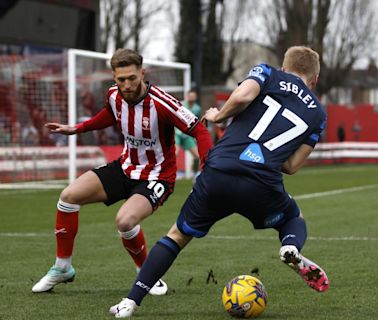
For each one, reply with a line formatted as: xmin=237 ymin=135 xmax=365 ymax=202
xmin=248 ymin=95 xmax=308 ymax=151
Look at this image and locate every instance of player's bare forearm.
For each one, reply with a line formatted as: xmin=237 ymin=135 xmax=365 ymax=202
xmin=282 ymin=144 xmax=313 ymax=175
xmin=202 ymin=100 xmax=248 ymax=124
xmin=202 ymin=79 xmax=261 ymax=123
xmin=45 ymin=123 xmax=77 ymax=135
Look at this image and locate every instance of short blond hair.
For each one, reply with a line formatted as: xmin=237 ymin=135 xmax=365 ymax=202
xmin=110 ymin=49 xmax=143 ymax=71
xmin=282 ymin=46 xmax=320 ymax=81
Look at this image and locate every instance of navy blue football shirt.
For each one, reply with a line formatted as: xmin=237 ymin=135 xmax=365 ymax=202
xmin=206 ymin=64 xmax=326 ymax=189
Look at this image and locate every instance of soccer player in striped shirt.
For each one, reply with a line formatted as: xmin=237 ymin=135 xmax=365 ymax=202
xmin=32 ymin=49 xmax=213 ymax=295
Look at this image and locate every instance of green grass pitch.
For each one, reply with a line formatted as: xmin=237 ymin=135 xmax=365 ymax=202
xmin=1 ymin=164 xmax=378 ymax=319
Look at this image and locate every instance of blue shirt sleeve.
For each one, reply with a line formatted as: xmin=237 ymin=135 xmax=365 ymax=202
xmin=243 ymin=64 xmax=272 ymax=89
xmin=303 ymin=114 xmax=327 ymax=147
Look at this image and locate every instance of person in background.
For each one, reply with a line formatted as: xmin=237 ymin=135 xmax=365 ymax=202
xmin=175 ymin=89 xmax=202 ymax=178
xmin=21 ymin=119 xmax=39 ymax=146
xmin=337 ymin=122 xmax=345 ymax=142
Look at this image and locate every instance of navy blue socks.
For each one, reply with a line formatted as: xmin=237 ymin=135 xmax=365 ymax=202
xmin=127 ymin=236 xmax=181 ymax=305
xmin=278 ymin=216 xmax=307 ymax=251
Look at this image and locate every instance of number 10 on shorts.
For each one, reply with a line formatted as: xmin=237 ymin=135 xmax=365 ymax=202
xmin=147 ymin=181 xmax=165 ymax=198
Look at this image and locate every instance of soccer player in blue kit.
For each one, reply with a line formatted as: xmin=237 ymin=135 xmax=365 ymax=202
xmin=110 ymin=46 xmax=329 ymax=318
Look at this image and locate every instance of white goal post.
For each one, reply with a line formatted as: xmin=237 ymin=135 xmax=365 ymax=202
xmin=67 ymin=49 xmax=192 ymax=183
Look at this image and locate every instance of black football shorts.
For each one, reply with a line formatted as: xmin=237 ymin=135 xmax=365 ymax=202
xmin=92 ymin=159 xmax=174 ymax=209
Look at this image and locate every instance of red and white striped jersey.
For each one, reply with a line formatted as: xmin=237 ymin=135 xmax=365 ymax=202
xmin=105 ymin=84 xmax=198 ymax=183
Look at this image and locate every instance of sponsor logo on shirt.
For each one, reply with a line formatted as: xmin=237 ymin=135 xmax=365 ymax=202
xmin=239 ymin=143 xmax=265 ymax=164
xmin=125 ymin=135 xmax=157 ymax=147
xmin=248 ymin=66 xmax=267 ymax=83
xmin=142 ymin=117 xmax=150 ymax=130
xmin=177 ymin=106 xmax=197 ymax=127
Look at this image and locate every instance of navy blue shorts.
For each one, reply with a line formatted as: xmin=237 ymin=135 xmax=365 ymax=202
xmin=176 ymin=166 xmax=300 ymax=238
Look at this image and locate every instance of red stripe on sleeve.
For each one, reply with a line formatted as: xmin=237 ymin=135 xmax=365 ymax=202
xmin=149 ymin=86 xmax=180 ymax=111
xmin=187 ymin=122 xmax=213 ymax=169
xmin=105 ymin=86 xmax=118 ymax=112
xmin=75 ymin=108 xmax=115 ymax=133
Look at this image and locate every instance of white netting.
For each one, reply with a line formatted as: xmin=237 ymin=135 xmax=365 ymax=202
xmin=0 ymin=54 xmax=69 ymax=182
xmin=0 ymin=51 xmax=190 ymax=184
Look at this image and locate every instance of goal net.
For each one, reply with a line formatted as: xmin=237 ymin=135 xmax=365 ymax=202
xmin=0 ymin=49 xmax=191 ymax=186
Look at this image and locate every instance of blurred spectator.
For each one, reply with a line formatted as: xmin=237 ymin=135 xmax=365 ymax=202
xmin=11 ymin=121 xmax=21 ymax=144
xmin=0 ymin=84 xmax=15 ymax=123
xmin=352 ymin=121 xmax=362 ymax=141
xmin=21 ymin=120 xmax=39 ymax=145
xmin=206 ymin=100 xmax=232 ymax=144
xmin=0 ymin=122 xmax=11 ymax=145
xmin=80 ymin=85 xmax=97 ymax=116
xmin=211 ymin=116 xmax=232 ymax=144
xmin=337 ymin=123 xmax=346 ymax=142
xmin=213 ymin=122 xmax=227 ymax=143
xmin=0 ymin=114 xmax=11 ymax=145
xmin=40 ymin=125 xmax=56 ymax=146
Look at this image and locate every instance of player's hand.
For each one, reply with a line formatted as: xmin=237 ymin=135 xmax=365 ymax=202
xmin=201 ymin=107 xmax=220 ymax=123
xmin=45 ymin=123 xmax=77 ymax=135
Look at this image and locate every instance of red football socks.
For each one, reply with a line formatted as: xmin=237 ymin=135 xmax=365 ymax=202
xmin=55 ymin=200 xmax=79 ymax=258
xmin=120 ymin=225 xmax=147 ymax=268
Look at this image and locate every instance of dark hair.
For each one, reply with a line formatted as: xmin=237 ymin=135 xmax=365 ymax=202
xmin=110 ymin=49 xmax=143 ymax=71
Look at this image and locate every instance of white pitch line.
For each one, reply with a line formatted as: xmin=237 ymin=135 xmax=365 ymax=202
xmin=0 ymin=179 xmax=67 ymax=190
xmin=1 ymin=185 xmax=376 ymax=239
xmin=207 ymin=235 xmax=378 ymax=241
xmin=0 ymin=232 xmax=51 ymax=237
xmin=0 ymin=189 xmax=57 ymax=196
xmin=0 ymin=183 xmax=65 ymax=190
xmin=294 ymin=184 xmax=378 ymax=200
xmin=0 ymin=232 xmax=376 ymax=241
xmin=0 ymin=232 xmax=117 ymax=238
xmin=297 ymin=166 xmax=376 ymax=175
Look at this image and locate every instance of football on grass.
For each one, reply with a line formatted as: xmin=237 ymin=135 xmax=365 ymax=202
xmin=222 ymin=275 xmax=267 ymax=318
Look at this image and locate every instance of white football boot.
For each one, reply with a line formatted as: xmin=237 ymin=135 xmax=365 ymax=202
xmin=109 ymin=266 xmax=168 ymax=316
xmin=109 ymin=279 xmax=168 ymax=315
xmin=148 ymin=279 xmax=168 ymax=295
xmin=109 ymin=298 xmax=138 ymax=318
xmin=32 ymin=266 xmax=75 ymax=293
xmin=136 ymin=266 xmax=168 ymax=296
xmin=279 ymin=245 xmax=329 ymax=292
